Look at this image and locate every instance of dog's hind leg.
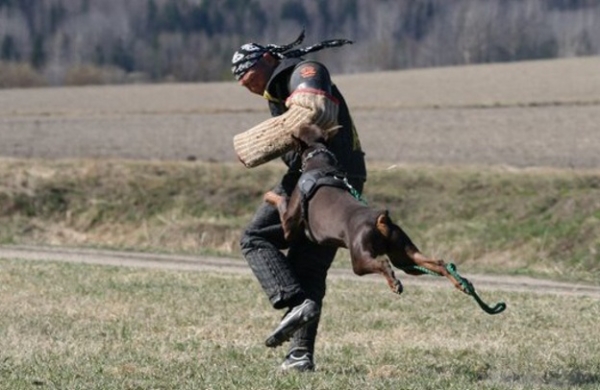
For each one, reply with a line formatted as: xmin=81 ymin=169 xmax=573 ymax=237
xmin=264 ymin=191 xmax=301 ymax=241
xmin=350 ymin=247 xmax=403 ymax=295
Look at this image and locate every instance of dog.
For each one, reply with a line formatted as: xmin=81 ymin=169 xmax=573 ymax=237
xmin=264 ymin=124 xmax=468 ymax=295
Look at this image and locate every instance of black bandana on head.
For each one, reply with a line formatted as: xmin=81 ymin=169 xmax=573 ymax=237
xmin=231 ymin=30 xmax=352 ymax=80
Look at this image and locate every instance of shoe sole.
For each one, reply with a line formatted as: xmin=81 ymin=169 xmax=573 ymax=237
xmin=280 ymin=362 xmax=315 ymax=372
xmin=265 ymin=310 xmax=319 ymax=348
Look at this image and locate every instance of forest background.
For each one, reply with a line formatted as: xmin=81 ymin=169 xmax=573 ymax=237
xmin=1 ymin=0 xmax=600 ymax=88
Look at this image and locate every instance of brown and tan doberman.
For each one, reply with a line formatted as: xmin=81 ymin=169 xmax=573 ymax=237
xmin=264 ymin=124 xmax=468 ymax=296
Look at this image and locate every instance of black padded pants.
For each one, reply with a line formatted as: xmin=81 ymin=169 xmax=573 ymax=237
xmin=240 ymin=171 xmax=311 ymax=310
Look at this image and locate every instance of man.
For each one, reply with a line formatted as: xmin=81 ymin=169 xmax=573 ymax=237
xmin=231 ymin=31 xmax=366 ymax=372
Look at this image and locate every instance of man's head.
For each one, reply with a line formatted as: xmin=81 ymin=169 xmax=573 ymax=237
xmin=232 ymin=44 xmax=279 ymax=95
xmin=231 ymin=31 xmax=353 ymax=94
xmin=231 ymin=43 xmax=268 ymax=81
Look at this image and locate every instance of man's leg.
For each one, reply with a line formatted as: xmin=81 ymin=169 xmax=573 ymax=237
xmin=240 ymin=185 xmax=304 ymax=309
xmin=240 ymin=184 xmax=320 ymax=348
xmin=281 ymin=237 xmax=338 ymax=371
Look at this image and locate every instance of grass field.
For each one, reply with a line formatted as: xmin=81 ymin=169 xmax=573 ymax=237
xmin=1 ymin=259 xmax=599 ymax=390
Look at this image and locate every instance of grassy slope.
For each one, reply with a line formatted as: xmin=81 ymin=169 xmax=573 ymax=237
xmin=1 ymin=159 xmax=598 ymax=284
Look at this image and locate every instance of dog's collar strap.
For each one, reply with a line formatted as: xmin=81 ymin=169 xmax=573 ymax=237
xmin=300 ymin=148 xmax=338 ymax=172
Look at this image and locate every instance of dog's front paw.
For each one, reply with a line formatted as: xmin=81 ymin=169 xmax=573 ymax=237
xmin=391 ymin=279 xmax=403 ymax=295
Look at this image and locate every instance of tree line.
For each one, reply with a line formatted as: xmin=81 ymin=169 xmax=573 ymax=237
xmin=1 ymin=0 xmax=599 ymax=88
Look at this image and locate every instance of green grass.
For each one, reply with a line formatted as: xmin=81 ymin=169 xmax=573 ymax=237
xmin=0 ymin=259 xmax=599 ymax=389
xmin=1 ymin=159 xmax=599 ymax=283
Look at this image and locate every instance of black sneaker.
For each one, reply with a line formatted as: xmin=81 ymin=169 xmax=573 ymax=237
xmin=265 ymin=299 xmax=319 ymax=348
xmin=280 ymin=349 xmax=315 ymax=372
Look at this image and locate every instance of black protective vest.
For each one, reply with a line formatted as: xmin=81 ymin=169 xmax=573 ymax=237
xmin=264 ymin=58 xmax=367 ymax=182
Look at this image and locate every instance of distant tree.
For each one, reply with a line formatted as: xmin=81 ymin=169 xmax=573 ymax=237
xmin=316 ymin=0 xmax=332 ymax=36
xmin=2 ymin=0 xmax=600 ymax=87
xmin=161 ymin=2 xmax=184 ymax=32
xmin=549 ymin=0 xmax=598 ymax=10
xmin=146 ymin=0 xmax=159 ymax=31
xmin=111 ymin=38 xmax=135 ymax=72
xmin=1 ymin=35 xmax=19 ymax=61
xmin=31 ymin=34 xmax=46 ymax=68
xmin=49 ymin=2 xmax=67 ymax=34
xmin=81 ymin=0 xmax=90 ymax=14
xmin=145 ymin=0 xmax=160 ymax=51
xmin=336 ymin=0 xmax=358 ymax=29
xmin=94 ymin=44 xmax=105 ymax=65
xmin=17 ymin=0 xmax=37 ymax=36
xmin=281 ymin=1 xmax=309 ymax=27
xmin=249 ymin=1 xmax=268 ymax=32
xmin=188 ymin=5 xmax=211 ymax=34
xmin=0 ymin=0 xmax=15 ymax=9
xmin=402 ymin=0 xmax=437 ymax=40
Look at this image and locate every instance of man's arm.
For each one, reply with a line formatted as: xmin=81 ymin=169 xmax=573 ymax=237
xmin=233 ymin=61 xmax=340 ymax=168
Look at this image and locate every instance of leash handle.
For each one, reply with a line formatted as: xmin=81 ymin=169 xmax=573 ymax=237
xmin=446 ymin=263 xmax=507 ymax=315
xmin=404 ymin=264 xmax=507 ymax=315
xmin=470 ymin=288 xmax=507 ymax=315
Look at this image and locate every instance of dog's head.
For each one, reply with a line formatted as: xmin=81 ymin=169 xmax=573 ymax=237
xmin=292 ymin=124 xmax=328 ymax=153
xmin=293 ymin=124 xmax=340 ymax=171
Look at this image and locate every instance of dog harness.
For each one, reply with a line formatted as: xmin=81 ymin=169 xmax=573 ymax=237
xmin=298 ymin=167 xmax=351 ymax=242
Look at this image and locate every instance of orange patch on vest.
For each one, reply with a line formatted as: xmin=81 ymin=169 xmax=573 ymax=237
xmin=300 ymin=66 xmax=317 ymax=78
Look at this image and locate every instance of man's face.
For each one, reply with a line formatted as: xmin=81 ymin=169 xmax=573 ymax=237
xmin=238 ymin=55 xmax=275 ymax=95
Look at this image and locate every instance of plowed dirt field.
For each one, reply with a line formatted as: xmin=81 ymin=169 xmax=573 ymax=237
xmin=1 ymin=56 xmax=599 ymax=168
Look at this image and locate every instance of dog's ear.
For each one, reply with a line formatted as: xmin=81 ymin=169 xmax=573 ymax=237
xmin=291 ymin=132 xmax=309 ymax=152
xmin=376 ymin=212 xmax=391 ymax=239
xmin=294 ymin=124 xmax=317 ymax=148
xmin=298 ymin=124 xmax=328 ymax=145
xmin=323 ymin=125 xmax=341 ymax=140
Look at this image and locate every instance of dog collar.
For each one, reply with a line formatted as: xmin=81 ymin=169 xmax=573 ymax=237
xmin=300 ymin=148 xmax=338 ymax=172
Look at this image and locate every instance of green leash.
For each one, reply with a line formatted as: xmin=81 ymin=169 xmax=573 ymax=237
xmin=406 ymin=263 xmax=507 ymax=315
xmin=341 ymin=176 xmax=368 ymax=205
